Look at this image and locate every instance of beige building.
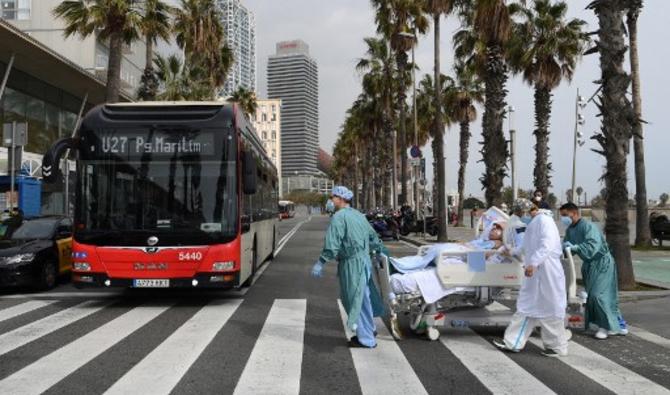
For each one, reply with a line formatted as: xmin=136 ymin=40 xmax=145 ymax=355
xmin=251 ymin=99 xmax=282 ymax=195
xmin=2 ymin=0 xmax=146 ymax=96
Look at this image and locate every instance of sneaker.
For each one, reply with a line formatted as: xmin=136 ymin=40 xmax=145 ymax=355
xmin=493 ymin=339 xmax=520 ymax=353
xmin=588 ymin=323 xmax=600 ymax=332
xmin=565 ymin=329 xmax=573 ymax=341
xmin=608 ymin=328 xmax=628 ymax=336
xmin=594 ymin=328 xmax=608 ymax=340
xmin=348 ymin=336 xmax=377 ymax=349
xmin=542 ymin=348 xmax=567 ymax=358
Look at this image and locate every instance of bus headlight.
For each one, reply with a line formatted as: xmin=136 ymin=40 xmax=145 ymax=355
xmin=73 ymin=262 xmax=91 ymax=271
xmin=212 ymin=261 xmax=235 ymax=271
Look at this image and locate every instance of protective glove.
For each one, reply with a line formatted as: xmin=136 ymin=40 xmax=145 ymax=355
xmin=562 ymin=241 xmax=574 ymax=251
xmin=311 ymin=261 xmax=324 ymax=278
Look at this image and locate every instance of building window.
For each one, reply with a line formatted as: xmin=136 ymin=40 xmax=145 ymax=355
xmin=1 ymin=0 xmax=30 ymax=20
xmin=262 ymin=113 xmax=267 ymax=122
xmin=262 ymin=131 xmax=267 ymax=139
xmin=271 ymin=131 xmax=276 ymax=140
xmin=271 ymin=112 xmax=276 ymax=122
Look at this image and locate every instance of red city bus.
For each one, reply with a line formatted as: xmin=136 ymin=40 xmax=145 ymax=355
xmin=42 ymin=102 xmax=278 ymax=288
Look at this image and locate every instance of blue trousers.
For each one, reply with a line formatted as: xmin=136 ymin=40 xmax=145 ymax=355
xmin=355 ymin=285 xmax=377 ymax=347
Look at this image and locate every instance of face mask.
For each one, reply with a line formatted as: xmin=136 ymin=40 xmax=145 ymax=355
xmin=560 ymin=216 xmax=572 ymax=227
xmin=534 ymin=196 xmax=541 ymax=202
xmin=520 ymin=215 xmax=532 ymax=225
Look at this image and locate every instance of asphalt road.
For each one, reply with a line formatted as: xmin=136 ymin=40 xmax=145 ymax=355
xmin=0 ymin=214 xmax=669 ymax=394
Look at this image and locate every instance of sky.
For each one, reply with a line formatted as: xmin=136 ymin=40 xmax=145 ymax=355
xmin=171 ymin=0 xmax=670 ymax=203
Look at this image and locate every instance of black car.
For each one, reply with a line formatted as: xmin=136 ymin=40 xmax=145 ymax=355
xmin=0 ymin=216 xmax=73 ymax=290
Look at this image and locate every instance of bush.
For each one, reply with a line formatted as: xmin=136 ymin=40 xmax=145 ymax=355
xmin=463 ymin=197 xmax=486 ymax=209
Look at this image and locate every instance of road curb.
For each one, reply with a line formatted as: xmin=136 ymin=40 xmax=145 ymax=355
xmin=398 ymin=235 xmax=425 ymax=247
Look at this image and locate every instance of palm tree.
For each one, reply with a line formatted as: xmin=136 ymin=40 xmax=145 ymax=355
xmin=173 ymin=0 xmax=233 ymax=98
xmin=54 ymin=0 xmax=143 ymax=102
xmin=138 ymin=0 xmax=172 ymax=101
xmin=626 ymin=0 xmax=651 ymax=247
xmin=454 ymin=0 xmax=512 ymax=207
xmin=370 ymin=0 xmax=428 ymax=208
xmin=423 ymin=0 xmax=456 ymax=241
xmin=587 ymin=0 xmax=635 ymax=289
xmin=576 ymin=186 xmax=584 ymax=205
xmin=356 ymin=36 xmax=397 ymax=207
xmin=154 ymin=54 xmax=188 ymax=101
xmin=229 ymin=87 xmax=258 ymax=118
xmin=509 ymin=0 xmax=588 ymax=199
xmin=449 ymin=61 xmax=484 ymax=226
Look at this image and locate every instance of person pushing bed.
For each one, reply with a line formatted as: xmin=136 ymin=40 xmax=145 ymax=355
xmin=311 ymin=186 xmax=387 ymax=348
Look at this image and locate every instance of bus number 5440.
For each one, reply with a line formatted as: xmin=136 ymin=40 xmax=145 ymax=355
xmin=179 ymin=252 xmax=203 ymax=261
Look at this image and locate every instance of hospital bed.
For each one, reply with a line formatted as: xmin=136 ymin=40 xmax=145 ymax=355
xmin=373 ymin=207 xmax=581 ymax=341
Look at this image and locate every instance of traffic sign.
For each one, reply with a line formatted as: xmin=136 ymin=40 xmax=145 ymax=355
xmin=409 ymin=158 xmax=421 ymax=167
xmin=410 ymin=145 xmax=422 ymax=158
xmin=3 ymin=122 xmax=28 ymax=147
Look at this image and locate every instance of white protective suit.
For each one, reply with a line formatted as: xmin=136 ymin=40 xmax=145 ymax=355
xmin=502 ymin=211 xmax=568 ymax=354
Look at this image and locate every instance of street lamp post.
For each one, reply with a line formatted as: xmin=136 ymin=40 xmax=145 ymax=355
xmin=508 ymin=106 xmax=517 ymax=201
xmin=571 ymin=89 xmax=586 ymax=204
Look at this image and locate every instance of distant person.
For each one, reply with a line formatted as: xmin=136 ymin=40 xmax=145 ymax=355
xmin=560 ymin=203 xmax=628 ymax=340
xmin=471 ymin=207 xmax=479 ymax=229
xmin=533 ymin=190 xmax=551 ymax=209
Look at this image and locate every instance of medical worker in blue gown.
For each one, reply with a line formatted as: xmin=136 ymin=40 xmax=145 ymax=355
xmin=560 ymin=202 xmax=627 ymax=340
xmin=311 ymin=186 xmax=386 ymax=348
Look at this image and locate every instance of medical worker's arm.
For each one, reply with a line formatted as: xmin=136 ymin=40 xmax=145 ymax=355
xmin=525 ymin=217 xmax=558 ymax=267
xmin=318 ymin=214 xmax=345 ymax=263
xmin=571 ymin=223 xmax=602 ymax=260
xmin=368 ymin=222 xmax=389 ymax=256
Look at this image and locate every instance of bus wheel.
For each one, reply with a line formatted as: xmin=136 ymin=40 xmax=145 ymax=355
xmin=38 ymin=259 xmax=58 ymax=291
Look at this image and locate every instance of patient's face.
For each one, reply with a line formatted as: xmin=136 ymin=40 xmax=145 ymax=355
xmin=489 ymin=226 xmax=503 ymax=241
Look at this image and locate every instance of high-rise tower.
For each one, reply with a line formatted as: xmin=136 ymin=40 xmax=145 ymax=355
xmin=218 ymin=0 xmax=256 ymax=96
xmin=267 ymin=40 xmax=318 ymax=177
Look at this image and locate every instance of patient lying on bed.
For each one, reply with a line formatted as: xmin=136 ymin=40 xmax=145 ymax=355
xmin=389 ymin=223 xmax=510 ymax=304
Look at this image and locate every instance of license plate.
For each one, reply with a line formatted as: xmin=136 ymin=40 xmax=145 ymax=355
xmin=133 ymin=279 xmax=169 ymax=288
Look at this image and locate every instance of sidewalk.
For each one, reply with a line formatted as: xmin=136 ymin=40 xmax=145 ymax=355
xmin=400 ymin=230 xmax=670 ymax=294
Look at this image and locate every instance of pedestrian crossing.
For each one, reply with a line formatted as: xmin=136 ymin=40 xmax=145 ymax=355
xmin=0 ymin=296 xmax=668 ymax=395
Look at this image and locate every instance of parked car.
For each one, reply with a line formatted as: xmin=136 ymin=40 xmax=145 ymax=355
xmin=0 ymin=216 xmax=73 ymax=290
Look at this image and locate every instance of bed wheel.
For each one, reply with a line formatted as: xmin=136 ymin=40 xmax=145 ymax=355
xmin=426 ymin=327 xmax=440 ymax=341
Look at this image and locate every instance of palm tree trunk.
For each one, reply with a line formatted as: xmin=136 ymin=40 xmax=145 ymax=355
xmin=361 ymin=143 xmax=369 ymax=210
xmin=146 ymin=36 xmax=154 ymax=72
xmin=533 ymin=85 xmax=552 ymax=197
xmin=106 ymin=33 xmax=124 ymax=102
xmin=481 ymin=45 xmax=508 ymax=207
xmin=433 ymin=13 xmax=448 ymax=242
xmin=457 ymin=120 xmax=470 ymax=227
xmin=628 ymin=4 xmax=651 ymax=247
xmin=397 ymin=52 xmax=409 ymax=206
xmin=354 ymin=148 xmax=360 ymax=209
xmin=592 ymin=0 xmax=636 ymax=289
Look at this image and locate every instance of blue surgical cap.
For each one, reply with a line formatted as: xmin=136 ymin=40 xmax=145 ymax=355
xmin=332 ymin=186 xmax=354 ymax=201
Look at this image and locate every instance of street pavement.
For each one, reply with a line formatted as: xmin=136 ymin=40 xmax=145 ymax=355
xmin=0 ymin=215 xmax=669 ymax=394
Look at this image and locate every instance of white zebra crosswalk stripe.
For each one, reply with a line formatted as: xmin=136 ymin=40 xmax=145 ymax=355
xmin=337 ymin=300 xmax=428 ymax=395
xmin=528 ymin=337 xmax=670 ymax=394
xmin=0 ymin=300 xmax=55 ymax=323
xmin=233 ymin=299 xmax=306 ymax=395
xmin=0 ymin=303 xmax=172 ymax=395
xmin=629 ymin=325 xmax=670 ymax=349
xmin=105 ymin=299 xmax=242 ymax=395
xmin=441 ymin=328 xmax=555 ymax=395
xmin=0 ymin=300 xmax=112 ymax=357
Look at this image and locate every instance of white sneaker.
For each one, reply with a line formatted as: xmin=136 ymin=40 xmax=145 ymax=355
xmin=595 ymin=328 xmax=608 ymax=340
xmin=608 ymin=328 xmax=628 ymax=336
xmin=588 ymin=323 xmax=600 ymax=332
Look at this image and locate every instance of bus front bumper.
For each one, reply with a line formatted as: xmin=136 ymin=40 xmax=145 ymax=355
xmin=72 ymin=272 xmax=240 ymax=289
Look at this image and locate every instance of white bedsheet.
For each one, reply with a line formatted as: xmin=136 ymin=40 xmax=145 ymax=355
xmin=390 ymin=267 xmax=474 ymax=304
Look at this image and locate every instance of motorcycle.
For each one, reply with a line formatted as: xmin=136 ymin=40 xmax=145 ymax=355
xmin=370 ymin=212 xmax=399 ymax=241
xmin=399 ymin=208 xmax=438 ymax=237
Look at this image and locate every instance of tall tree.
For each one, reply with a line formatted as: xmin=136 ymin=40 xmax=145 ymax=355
xmin=455 ymin=0 xmax=512 ymax=207
xmin=54 ymin=0 xmax=143 ymax=102
xmin=449 ymin=61 xmax=484 ymax=227
xmin=626 ymin=0 xmax=651 ymax=247
xmin=423 ymin=0 xmax=455 ymax=241
xmin=229 ymin=87 xmax=258 ymax=118
xmin=509 ymin=0 xmax=588 ymax=198
xmin=587 ymin=0 xmax=636 ymax=289
xmin=138 ymin=0 xmax=172 ymax=101
xmin=173 ymin=0 xmax=233 ymax=98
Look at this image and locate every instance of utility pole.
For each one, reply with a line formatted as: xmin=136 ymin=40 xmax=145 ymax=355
xmin=571 ymin=88 xmax=586 ymax=204
xmin=508 ymin=106 xmax=517 ymax=201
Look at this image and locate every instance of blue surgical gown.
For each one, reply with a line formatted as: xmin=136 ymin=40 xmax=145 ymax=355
xmin=564 ymin=219 xmax=623 ymax=331
xmin=319 ymin=207 xmax=385 ymax=334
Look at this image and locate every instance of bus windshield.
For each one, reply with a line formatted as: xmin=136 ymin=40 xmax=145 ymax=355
xmin=75 ymin=126 xmax=237 ymax=246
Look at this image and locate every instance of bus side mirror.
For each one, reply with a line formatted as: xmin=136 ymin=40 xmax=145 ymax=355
xmin=42 ymin=137 xmax=79 ymax=183
xmin=243 ymin=151 xmax=257 ymax=194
